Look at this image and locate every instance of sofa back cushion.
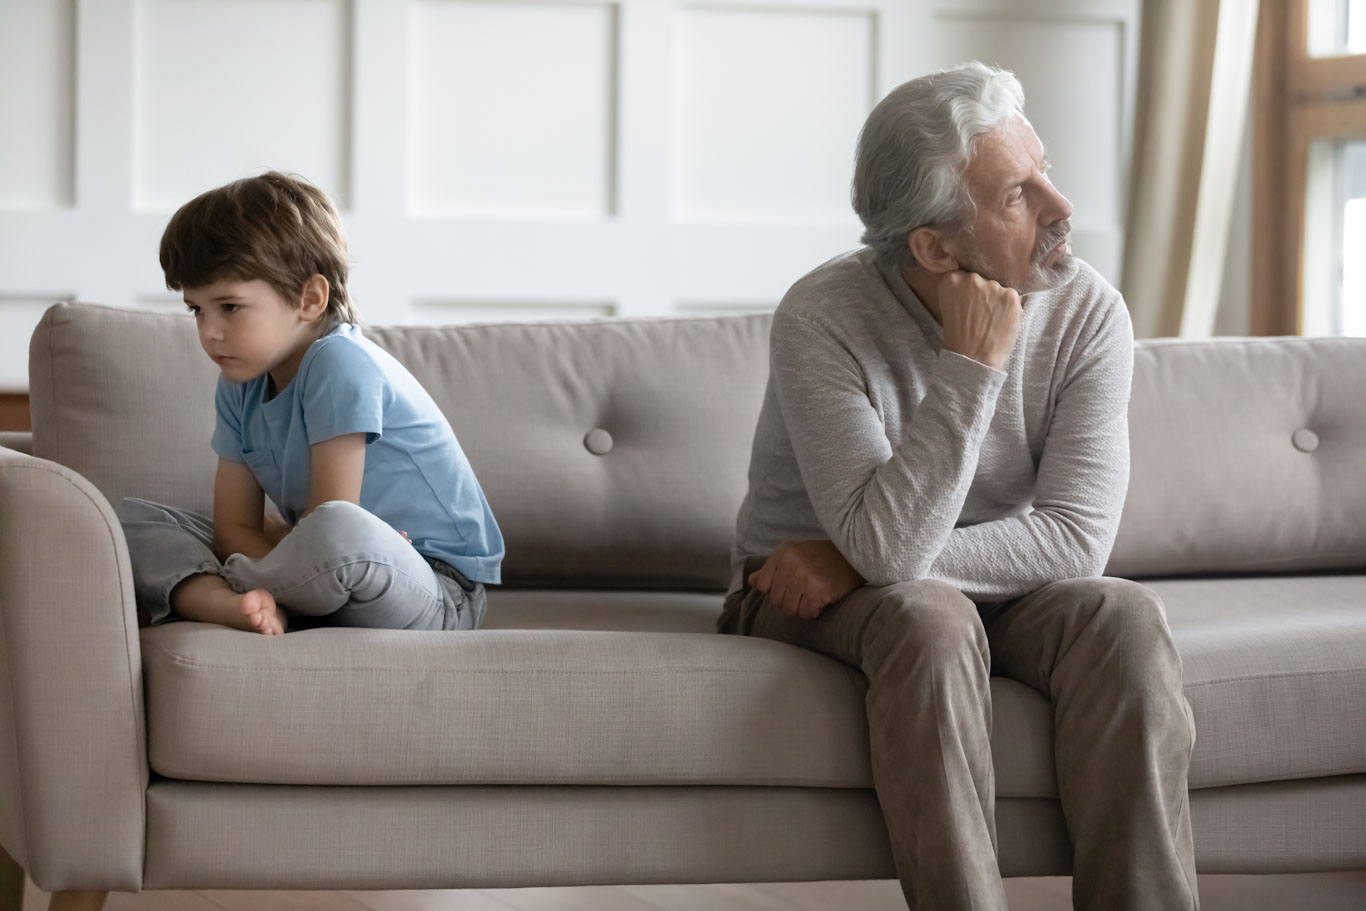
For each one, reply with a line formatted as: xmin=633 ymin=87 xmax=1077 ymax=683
xmin=29 ymin=303 xmax=770 ymax=589
xmin=1107 ymin=336 xmax=1366 ymax=576
xmin=30 ymin=304 xmax=1366 ymax=588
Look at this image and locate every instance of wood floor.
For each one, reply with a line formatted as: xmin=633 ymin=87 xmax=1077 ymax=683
xmin=23 ymin=874 xmax=1366 ymax=910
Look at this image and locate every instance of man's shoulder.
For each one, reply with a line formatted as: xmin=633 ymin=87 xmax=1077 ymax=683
xmin=776 ymin=247 xmax=886 ymax=325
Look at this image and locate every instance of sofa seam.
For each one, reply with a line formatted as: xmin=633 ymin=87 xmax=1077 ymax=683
xmin=1185 ymin=666 xmax=1366 ymax=689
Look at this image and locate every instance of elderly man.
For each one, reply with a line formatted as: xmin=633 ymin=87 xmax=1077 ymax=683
xmin=718 ymin=63 xmax=1198 ymax=911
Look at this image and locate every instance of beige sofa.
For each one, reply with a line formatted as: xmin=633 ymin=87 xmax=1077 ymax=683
xmin=1 ymin=302 xmax=1364 ymax=899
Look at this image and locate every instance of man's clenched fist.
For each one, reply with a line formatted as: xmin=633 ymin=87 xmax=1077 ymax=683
xmin=937 ymin=270 xmax=1022 ymax=370
xmin=748 ymin=539 xmax=864 ymax=620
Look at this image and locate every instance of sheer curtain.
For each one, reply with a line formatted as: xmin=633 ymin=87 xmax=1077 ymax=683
xmin=1121 ymin=0 xmax=1259 ymax=338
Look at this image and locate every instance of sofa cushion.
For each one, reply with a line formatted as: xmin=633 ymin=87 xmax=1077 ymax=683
xmin=1152 ymin=573 xmax=1366 ymax=788
xmin=143 ymin=576 xmax=1366 ymax=795
xmin=1109 ymin=337 xmax=1366 ymax=577
xmin=31 ymin=303 xmax=770 ymax=589
xmin=142 ymin=621 xmax=875 ymax=788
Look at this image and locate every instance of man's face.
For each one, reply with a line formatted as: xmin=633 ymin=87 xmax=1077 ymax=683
xmin=949 ymin=116 xmax=1077 ymax=295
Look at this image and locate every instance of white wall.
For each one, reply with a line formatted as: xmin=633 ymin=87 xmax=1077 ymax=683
xmin=0 ymin=0 xmax=1140 ymax=391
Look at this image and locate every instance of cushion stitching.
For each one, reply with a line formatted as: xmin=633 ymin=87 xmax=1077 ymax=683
xmin=1185 ymin=667 xmax=1366 ymax=688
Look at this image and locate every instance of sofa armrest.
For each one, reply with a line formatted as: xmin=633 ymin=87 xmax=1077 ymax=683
xmin=0 ymin=446 xmax=145 ymax=890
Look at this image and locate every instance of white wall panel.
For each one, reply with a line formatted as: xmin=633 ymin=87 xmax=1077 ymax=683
xmin=412 ymin=300 xmax=616 ymax=324
xmin=0 ymin=0 xmax=75 ymax=209
xmin=0 ymin=298 xmax=72 ymax=389
xmin=0 ymin=0 xmax=1141 ymax=392
xmin=132 ymin=0 xmax=352 ymax=211
xmin=672 ymin=6 xmax=874 ymax=223
xmin=408 ymin=0 xmax=618 ymax=218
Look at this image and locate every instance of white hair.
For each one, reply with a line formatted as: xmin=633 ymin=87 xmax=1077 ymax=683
xmin=852 ymin=61 xmax=1026 ymax=269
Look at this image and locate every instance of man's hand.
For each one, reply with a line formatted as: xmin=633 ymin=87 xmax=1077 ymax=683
xmin=748 ymin=540 xmax=864 ymax=620
xmin=937 ymin=270 xmax=1022 ymax=370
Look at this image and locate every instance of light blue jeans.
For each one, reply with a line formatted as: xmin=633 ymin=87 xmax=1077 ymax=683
xmin=116 ymin=497 xmax=486 ymax=631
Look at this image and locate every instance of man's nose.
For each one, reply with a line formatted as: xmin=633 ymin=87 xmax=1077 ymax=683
xmin=1043 ymin=183 xmax=1073 ymax=224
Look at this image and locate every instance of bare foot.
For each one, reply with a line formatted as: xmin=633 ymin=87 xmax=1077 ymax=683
xmin=240 ymin=589 xmax=286 ymax=635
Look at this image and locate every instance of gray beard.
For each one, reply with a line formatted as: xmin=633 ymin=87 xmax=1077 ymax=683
xmin=960 ymin=243 xmax=1079 ymax=296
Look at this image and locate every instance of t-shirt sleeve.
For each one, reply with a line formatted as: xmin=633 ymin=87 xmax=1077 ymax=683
xmin=299 ymin=338 xmax=388 ymax=446
xmin=210 ymin=376 xmax=246 ymax=462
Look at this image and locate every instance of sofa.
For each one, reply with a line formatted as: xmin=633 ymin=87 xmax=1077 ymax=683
xmin=0 ymin=301 xmax=1363 ymax=901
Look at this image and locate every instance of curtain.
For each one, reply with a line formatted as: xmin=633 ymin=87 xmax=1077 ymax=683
xmin=1121 ymin=0 xmax=1259 ymax=338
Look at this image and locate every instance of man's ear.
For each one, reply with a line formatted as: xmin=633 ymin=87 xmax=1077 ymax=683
xmin=907 ymin=227 xmax=960 ymax=274
xmin=299 ymin=274 xmax=330 ymax=322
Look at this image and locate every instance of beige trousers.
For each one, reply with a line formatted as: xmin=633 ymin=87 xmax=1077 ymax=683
xmin=719 ymin=576 xmax=1199 ymax=911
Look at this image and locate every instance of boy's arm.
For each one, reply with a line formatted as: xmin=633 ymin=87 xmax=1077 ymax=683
xmin=212 ymin=458 xmax=273 ymax=560
xmin=303 ymin=432 xmax=366 ymax=517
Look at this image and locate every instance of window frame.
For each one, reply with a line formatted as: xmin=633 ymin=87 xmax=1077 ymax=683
xmin=1254 ymin=0 xmax=1366 ymax=335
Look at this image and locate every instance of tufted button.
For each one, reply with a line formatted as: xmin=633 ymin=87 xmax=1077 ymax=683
xmin=584 ymin=428 xmax=614 ymax=455
xmin=1291 ymin=428 xmax=1319 ymax=453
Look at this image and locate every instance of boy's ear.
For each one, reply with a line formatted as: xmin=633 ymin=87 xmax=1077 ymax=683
xmin=299 ymin=274 xmax=330 ymax=322
xmin=907 ymin=227 xmax=960 ymax=275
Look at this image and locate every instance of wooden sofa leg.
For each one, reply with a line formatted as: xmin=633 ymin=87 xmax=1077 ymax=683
xmin=47 ymin=892 xmax=106 ymax=911
xmin=0 ymin=844 xmax=23 ymax=911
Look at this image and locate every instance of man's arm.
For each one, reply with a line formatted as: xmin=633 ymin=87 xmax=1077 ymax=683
xmin=771 ymin=297 xmax=1009 ymax=587
xmin=212 ymin=458 xmax=272 ymax=560
xmin=762 ymin=289 xmax=1134 ymax=608
xmin=928 ymin=294 xmax=1133 ymax=600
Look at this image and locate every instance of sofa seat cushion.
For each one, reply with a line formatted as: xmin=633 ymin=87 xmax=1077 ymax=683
xmin=1152 ymin=574 xmax=1366 ymax=788
xmin=142 ymin=595 xmax=1056 ymax=793
xmin=142 ymin=619 xmax=876 ymax=787
xmin=142 ymin=577 xmax=1365 ymax=794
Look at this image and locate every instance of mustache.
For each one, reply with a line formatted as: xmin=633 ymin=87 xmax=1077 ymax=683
xmin=1034 ymin=220 xmax=1071 ymax=264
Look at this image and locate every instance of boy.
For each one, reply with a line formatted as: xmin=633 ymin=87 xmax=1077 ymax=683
xmin=117 ymin=171 xmax=503 ymax=634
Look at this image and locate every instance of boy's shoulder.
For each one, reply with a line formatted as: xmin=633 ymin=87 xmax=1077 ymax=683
xmin=298 ymin=324 xmax=388 ymax=381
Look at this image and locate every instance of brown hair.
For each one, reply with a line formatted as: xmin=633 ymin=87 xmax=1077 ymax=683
xmin=159 ymin=171 xmax=359 ymax=326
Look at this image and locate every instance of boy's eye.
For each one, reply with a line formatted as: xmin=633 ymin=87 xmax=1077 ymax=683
xmin=221 ymin=303 xmax=239 ymax=313
xmin=185 ymin=305 xmax=200 ymax=316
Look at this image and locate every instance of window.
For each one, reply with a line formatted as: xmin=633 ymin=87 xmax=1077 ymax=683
xmin=1255 ymin=0 xmax=1366 ymax=335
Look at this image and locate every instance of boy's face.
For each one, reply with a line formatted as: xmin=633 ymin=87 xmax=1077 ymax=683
xmin=183 ymin=278 xmax=321 ymax=388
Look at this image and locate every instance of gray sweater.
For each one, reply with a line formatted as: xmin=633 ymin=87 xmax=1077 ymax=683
xmin=730 ymin=247 xmax=1134 ymax=602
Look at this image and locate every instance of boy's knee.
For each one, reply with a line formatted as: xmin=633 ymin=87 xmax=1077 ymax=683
xmin=302 ymin=500 xmax=389 ymax=539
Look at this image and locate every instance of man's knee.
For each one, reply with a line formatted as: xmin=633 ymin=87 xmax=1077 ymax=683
xmin=1050 ymin=577 xmax=1171 ymax=644
xmin=1051 ymin=578 xmax=1187 ymax=713
xmin=861 ymin=579 xmax=985 ymax=672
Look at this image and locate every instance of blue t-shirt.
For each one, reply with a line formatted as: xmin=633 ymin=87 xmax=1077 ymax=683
xmin=210 ymin=323 xmax=504 ymax=584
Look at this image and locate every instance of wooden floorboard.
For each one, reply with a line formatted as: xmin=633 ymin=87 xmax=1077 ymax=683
xmin=22 ymin=874 xmax=1366 ymax=910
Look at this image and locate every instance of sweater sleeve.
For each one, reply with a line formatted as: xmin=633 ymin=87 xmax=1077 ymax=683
xmin=770 ymin=309 xmax=1007 ymax=586
xmin=927 ymin=294 xmax=1134 ymax=601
